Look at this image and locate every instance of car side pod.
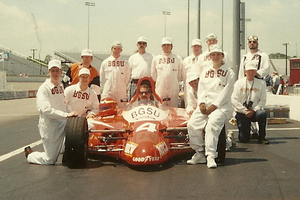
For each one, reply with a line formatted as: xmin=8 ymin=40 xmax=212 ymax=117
xmin=64 ymin=117 xmax=88 ymax=168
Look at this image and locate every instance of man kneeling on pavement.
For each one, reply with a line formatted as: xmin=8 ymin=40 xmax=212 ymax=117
xmin=231 ymin=61 xmax=269 ymax=144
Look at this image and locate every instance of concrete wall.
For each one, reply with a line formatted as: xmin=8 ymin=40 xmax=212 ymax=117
xmin=266 ymin=93 xmax=300 ymax=121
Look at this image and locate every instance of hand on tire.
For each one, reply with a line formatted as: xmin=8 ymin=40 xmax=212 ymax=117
xmin=67 ymin=111 xmax=78 ymax=118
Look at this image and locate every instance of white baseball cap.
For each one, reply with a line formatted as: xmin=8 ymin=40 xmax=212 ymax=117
xmin=48 ymin=59 xmax=61 ymax=70
xmin=187 ymin=73 xmax=200 ymax=83
xmin=162 ymin=37 xmax=172 ymax=45
xmin=209 ymin=44 xmax=223 ymax=55
xmin=78 ymin=68 xmax=90 ymax=76
xmin=248 ymin=35 xmax=258 ymax=41
xmin=191 ymin=39 xmax=202 ymax=46
xmin=245 ymin=62 xmax=258 ymax=71
xmin=112 ymin=41 xmax=122 ymax=48
xmin=81 ymin=49 xmax=93 ymax=57
xmin=206 ymin=33 xmax=217 ymax=41
xmin=137 ymin=36 xmax=147 ymax=43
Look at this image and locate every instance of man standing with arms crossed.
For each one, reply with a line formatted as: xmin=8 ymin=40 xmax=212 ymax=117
xmin=151 ymin=37 xmax=184 ymax=107
xmin=128 ymin=36 xmax=154 ymax=99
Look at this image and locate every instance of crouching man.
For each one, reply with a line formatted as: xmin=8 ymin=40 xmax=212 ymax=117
xmin=231 ymin=62 xmax=269 ymax=144
xmin=187 ymin=45 xmax=235 ymax=168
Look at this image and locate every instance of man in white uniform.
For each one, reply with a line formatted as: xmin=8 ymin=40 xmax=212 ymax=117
xmin=185 ymin=73 xmax=199 ymax=116
xmin=232 ymin=62 xmax=269 ymax=144
xmin=64 ymin=68 xmax=99 ymax=118
xmin=25 ymin=60 xmax=78 ymax=165
xmin=151 ymin=37 xmax=184 ymax=107
xmin=128 ymin=36 xmax=154 ymax=99
xmin=187 ymin=45 xmax=235 ymax=168
xmin=100 ymin=41 xmax=131 ymax=108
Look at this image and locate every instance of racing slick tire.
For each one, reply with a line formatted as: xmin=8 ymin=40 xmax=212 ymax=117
xmin=216 ymin=126 xmax=226 ymax=164
xmin=64 ymin=117 xmax=88 ymax=168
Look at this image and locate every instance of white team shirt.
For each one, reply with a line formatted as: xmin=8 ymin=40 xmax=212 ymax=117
xmin=198 ymin=63 xmax=235 ymax=118
xmin=238 ymin=50 xmax=270 ymax=79
xmin=100 ymin=55 xmax=131 ymax=99
xmin=231 ymin=77 xmax=267 ymax=114
xmin=64 ymin=83 xmax=99 ymax=117
xmin=128 ymin=52 xmax=153 ymax=79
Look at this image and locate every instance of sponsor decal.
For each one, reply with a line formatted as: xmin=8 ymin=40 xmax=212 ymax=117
xmin=155 ymin=141 xmax=168 ymax=157
xmin=124 ymin=142 xmax=138 ymax=156
xmin=132 ymin=156 xmax=160 ymax=163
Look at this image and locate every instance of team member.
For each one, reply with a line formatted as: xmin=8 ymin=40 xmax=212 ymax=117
xmin=64 ymin=68 xmax=99 ymax=118
xmin=185 ymin=73 xmax=199 ymax=116
xmin=25 ymin=59 xmax=78 ymax=165
xmin=183 ymin=39 xmax=203 ymax=107
xmin=151 ymin=37 xmax=184 ymax=107
xmin=138 ymin=84 xmax=153 ymax=101
xmin=232 ymin=62 xmax=269 ymax=144
xmin=62 ymin=49 xmax=100 ymax=98
xmin=187 ymin=45 xmax=235 ymax=168
xmin=128 ymin=36 xmax=154 ymax=99
xmin=197 ymin=33 xmax=232 ymax=71
xmin=100 ymin=41 xmax=131 ymax=108
xmin=238 ymin=35 xmax=270 ymax=79
xmin=238 ymin=35 xmax=270 ymax=138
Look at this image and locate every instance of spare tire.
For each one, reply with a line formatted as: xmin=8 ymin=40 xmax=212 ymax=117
xmin=64 ymin=117 xmax=88 ymax=168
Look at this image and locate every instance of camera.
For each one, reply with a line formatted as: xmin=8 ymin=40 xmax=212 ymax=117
xmin=243 ymin=101 xmax=253 ymax=109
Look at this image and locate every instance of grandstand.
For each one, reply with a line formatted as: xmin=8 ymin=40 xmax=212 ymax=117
xmin=0 ymin=45 xmax=48 ymax=76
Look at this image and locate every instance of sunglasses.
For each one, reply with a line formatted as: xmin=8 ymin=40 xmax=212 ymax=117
xmin=140 ymin=91 xmax=150 ymax=95
xmin=248 ymin=41 xmax=257 ymax=44
xmin=138 ymin=42 xmax=147 ymax=45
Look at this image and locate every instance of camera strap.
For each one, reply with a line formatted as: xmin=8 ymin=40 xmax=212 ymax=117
xmin=245 ymin=79 xmax=254 ymax=103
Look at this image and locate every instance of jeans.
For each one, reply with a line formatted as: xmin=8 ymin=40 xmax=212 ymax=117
xmin=236 ymin=110 xmax=267 ymax=143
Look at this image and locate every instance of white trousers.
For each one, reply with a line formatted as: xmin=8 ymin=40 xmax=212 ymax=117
xmin=27 ymin=120 xmax=66 ymax=165
xmin=187 ymin=107 xmax=226 ymax=158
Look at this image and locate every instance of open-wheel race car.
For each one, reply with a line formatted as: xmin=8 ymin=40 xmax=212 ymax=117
xmin=63 ymin=77 xmax=226 ymax=168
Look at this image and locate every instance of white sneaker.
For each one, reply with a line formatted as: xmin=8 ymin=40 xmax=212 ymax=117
xmin=207 ymin=155 xmax=217 ymax=168
xmin=187 ymin=152 xmax=206 ymax=164
xmin=227 ymin=131 xmax=236 ymax=147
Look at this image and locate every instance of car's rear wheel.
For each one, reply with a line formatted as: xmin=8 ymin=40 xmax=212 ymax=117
xmin=64 ymin=117 xmax=88 ymax=168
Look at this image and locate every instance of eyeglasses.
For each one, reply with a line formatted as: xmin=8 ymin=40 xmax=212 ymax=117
xmin=138 ymin=42 xmax=147 ymax=45
xmin=248 ymin=41 xmax=257 ymax=44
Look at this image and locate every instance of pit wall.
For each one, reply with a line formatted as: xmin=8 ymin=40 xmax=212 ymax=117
xmin=266 ymin=93 xmax=300 ymax=121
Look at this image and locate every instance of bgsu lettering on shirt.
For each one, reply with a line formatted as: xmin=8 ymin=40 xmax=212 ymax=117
xmin=108 ymin=60 xmax=125 ymax=67
xmin=205 ymin=69 xmax=228 ymax=78
xmin=51 ymin=86 xmax=64 ymax=94
xmin=158 ymin=57 xmax=175 ymax=64
xmin=73 ymin=91 xmax=90 ymax=100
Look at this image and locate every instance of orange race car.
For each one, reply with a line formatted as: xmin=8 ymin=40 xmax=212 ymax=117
xmin=63 ymin=77 xmax=226 ymax=168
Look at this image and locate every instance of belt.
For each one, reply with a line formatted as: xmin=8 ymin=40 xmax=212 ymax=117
xmin=131 ymin=79 xmax=139 ymax=84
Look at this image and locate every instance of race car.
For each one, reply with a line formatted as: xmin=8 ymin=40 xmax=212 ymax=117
xmin=63 ymin=77 xmax=226 ymax=168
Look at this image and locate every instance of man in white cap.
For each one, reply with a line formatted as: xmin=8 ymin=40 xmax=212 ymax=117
xmin=185 ymin=72 xmax=200 ymax=116
xmin=62 ymin=49 xmax=100 ymax=99
xmin=64 ymin=68 xmax=99 ymax=118
xmin=187 ymin=45 xmax=235 ymax=168
xmin=183 ymin=39 xmax=203 ymax=108
xmin=151 ymin=37 xmax=184 ymax=107
xmin=100 ymin=41 xmax=131 ymax=108
xmin=232 ymin=61 xmax=269 ymax=144
xmin=128 ymin=36 xmax=154 ymax=99
xmin=238 ymin=35 xmax=270 ymax=139
xmin=197 ymin=33 xmax=232 ymax=71
xmin=25 ymin=59 xmax=78 ymax=165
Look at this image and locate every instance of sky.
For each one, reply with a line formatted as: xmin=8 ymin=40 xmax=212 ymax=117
xmin=0 ymin=0 xmax=300 ymax=61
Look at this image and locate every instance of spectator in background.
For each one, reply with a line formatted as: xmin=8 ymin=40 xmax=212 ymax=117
xmin=271 ymin=71 xmax=280 ymax=94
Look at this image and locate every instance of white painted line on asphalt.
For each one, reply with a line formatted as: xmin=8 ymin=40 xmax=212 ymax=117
xmin=0 ymin=140 xmax=42 ymax=162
